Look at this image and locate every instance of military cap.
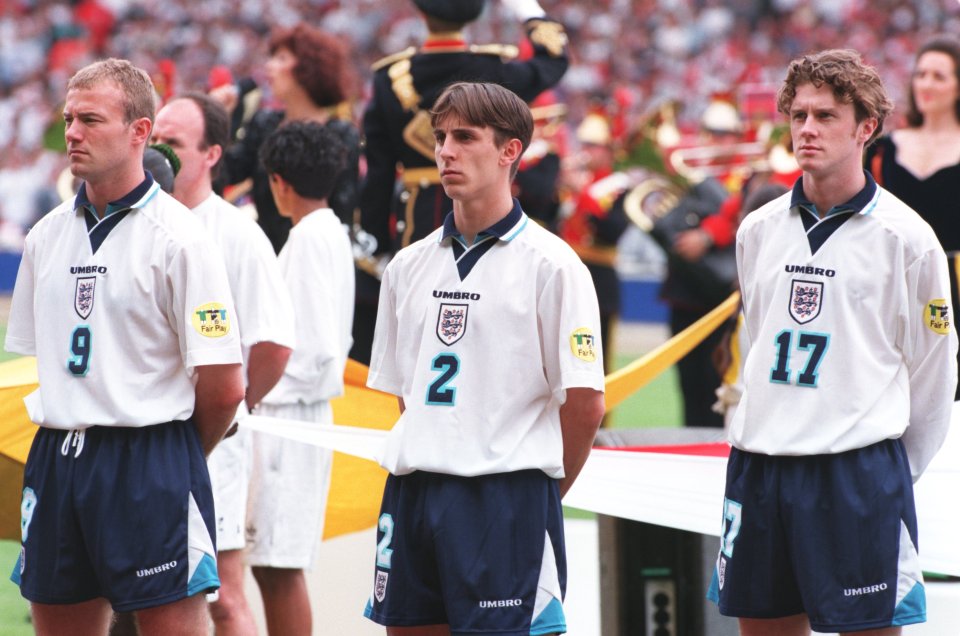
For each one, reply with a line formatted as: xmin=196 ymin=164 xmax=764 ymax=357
xmin=413 ymin=0 xmax=484 ymax=23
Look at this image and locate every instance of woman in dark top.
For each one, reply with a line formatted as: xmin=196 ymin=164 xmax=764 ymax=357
xmin=866 ymin=36 xmax=960 ymax=252
xmin=218 ymin=23 xmax=360 ymax=254
xmin=866 ymin=35 xmax=960 ymax=399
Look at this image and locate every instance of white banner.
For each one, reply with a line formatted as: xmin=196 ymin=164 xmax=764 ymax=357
xmin=244 ymin=404 xmax=960 ymax=576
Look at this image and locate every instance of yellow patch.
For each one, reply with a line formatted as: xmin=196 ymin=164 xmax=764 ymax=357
xmin=926 ymin=298 xmax=951 ymax=335
xmin=569 ymin=327 xmax=597 ymax=362
xmin=192 ymin=302 xmax=231 ymax=338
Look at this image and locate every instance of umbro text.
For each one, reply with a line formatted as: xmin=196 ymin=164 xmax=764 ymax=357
xmin=844 ymin=583 xmax=888 ymax=596
xmin=479 ymin=599 xmax=523 ymax=608
xmin=785 ymin=265 xmax=835 ymax=277
xmin=433 ymin=290 xmax=481 ymax=300
xmin=136 ymin=560 xmax=177 ymax=578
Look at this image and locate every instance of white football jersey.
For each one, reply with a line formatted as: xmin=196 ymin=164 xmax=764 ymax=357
xmin=5 ymin=178 xmax=243 ymax=429
xmin=730 ymin=177 xmax=958 ymax=479
xmin=262 ymin=208 xmax=354 ymax=405
xmin=368 ymin=202 xmax=606 ymax=478
xmin=192 ymin=193 xmax=295 ymax=371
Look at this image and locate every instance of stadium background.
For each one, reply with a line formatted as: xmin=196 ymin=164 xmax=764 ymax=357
xmin=2 ymin=0 xmax=960 ymax=633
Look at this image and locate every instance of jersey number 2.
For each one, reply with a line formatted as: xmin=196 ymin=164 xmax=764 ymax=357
xmin=770 ymin=329 xmax=829 ymax=387
xmin=68 ymin=325 xmax=92 ymax=376
xmin=426 ymin=353 xmax=459 ymax=405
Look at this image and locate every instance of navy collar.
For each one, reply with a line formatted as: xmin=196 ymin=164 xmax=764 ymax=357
xmin=789 ymin=170 xmax=880 ymax=217
xmin=440 ymin=198 xmax=527 ymax=243
xmin=74 ymin=173 xmax=159 ymax=217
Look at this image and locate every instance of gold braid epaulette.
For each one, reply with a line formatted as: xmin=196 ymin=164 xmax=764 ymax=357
xmin=371 ymin=47 xmax=416 ymax=72
xmin=468 ymin=43 xmax=519 ymax=59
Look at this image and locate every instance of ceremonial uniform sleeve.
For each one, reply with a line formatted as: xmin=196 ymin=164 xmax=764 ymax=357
xmin=899 ymin=246 xmax=958 ymax=481
xmin=5 ymin=228 xmax=37 ymax=355
xmin=359 ymin=77 xmax=399 ymax=256
xmin=538 ymin=256 xmax=606 ymax=399
xmin=498 ymin=18 xmax=570 ymax=101
xmin=367 ymin=261 xmax=402 ymax=395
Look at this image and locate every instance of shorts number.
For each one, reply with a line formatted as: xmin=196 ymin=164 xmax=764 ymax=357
xmin=720 ymin=498 xmax=742 ymax=558
xmin=68 ymin=325 xmax=92 ymax=376
xmin=376 ymin=514 xmax=394 ymax=569
xmin=20 ymin=488 xmax=37 ymax=543
xmin=770 ymin=329 xmax=829 ymax=387
xmin=426 ymin=353 xmax=460 ymax=405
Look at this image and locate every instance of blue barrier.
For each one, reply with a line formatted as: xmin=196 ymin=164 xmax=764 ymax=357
xmin=620 ymin=277 xmax=668 ymax=323
xmin=0 ymin=252 xmax=20 ymax=293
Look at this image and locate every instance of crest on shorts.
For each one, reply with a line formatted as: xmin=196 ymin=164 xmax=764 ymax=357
xmin=436 ymin=303 xmax=468 ymax=346
xmin=788 ymin=279 xmax=822 ymax=324
xmin=717 ymin=555 xmax=726 ymax=590
xmin=374 ymin=571 xmax=389 ymax=603
xmin=74 ymin=277 xmax=96 ymax=319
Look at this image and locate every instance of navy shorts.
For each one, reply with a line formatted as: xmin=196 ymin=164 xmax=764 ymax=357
xmin=12 ymin=421 xmax=220 ymax=611
xmin=707 ymin=439 xmax=925 ymax=632
xmin=364 ymin=469 xmax=567 ymax=635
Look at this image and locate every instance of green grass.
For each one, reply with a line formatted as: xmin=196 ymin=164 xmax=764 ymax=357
xmin=0 ymin=325 xmax=31 ymax=632
xmin=565 ymin=350 xmax=683 ymax=520
xmin=0 ymin=542 xmax=29 ymax=635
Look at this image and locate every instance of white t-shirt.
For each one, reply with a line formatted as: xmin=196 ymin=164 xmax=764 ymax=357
xmin=192 ymin=193 xmax=295 ymax=371
xmin=730 ymin=177 xmax=958 ymax=479
xmin=262 ymin=208 xmax=354 ymax=405
xmin=368 ymin=201 xmax=606 ymax=478
xmin=5 ymin=178 xmax=242 ymax=429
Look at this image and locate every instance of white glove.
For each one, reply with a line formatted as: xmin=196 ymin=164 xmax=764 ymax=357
xmin=501 ymin=0 xmax=545 ymax=21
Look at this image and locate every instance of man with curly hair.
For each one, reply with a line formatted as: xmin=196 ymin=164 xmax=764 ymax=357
xmin=708 ymin=49 xmax=958 ymax=636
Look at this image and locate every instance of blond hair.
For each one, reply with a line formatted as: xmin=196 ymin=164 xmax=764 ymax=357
xmin=68 ymin=58 xmax=157 ymax=124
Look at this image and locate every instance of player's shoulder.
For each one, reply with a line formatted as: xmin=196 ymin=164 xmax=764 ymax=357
xmin=139 ymin=189 xmax=213 ymax=245
xmin=871 ymin=187 xmax=943 ymax=255
xmin=736 ymin=191 xmax=792 ymax=240
xmin=513 ymin=214 xmax=586 ymax=269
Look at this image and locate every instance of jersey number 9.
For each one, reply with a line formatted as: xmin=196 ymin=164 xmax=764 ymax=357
xmin=68 ymin=325 xmax=92 ymax=376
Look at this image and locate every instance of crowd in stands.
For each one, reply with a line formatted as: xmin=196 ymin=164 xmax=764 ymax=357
xmin=1 ymin=0 xmax=959 ymax=246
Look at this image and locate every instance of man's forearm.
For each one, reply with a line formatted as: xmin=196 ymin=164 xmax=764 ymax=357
xmin=558 ymin=388 xmax=605 ymax=498
xmin=245 ymin=341 xmax=293 ymax=412
xmin=194 ymin=363 xmax=245 ymax=456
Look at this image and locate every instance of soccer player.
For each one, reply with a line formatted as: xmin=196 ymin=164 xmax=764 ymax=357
xmin=708 ymin=49 xmax=958 ymax=635
xmin=364 ymin=81 xmax=606 ymax=635
xmin=152 ymin=93 xmax=296 ymax=636
xmin=250 ymin=120 xmax=355 ymax=636
xmin=6 ymin=59 xmax=245 ymax=636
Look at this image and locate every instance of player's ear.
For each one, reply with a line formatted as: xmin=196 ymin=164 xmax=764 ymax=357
xmin=500 ymin=138 xmax=523 ymax=166
xmin=131 ymin=117 xmax=153 ymax=146
xmin=206 ymin=143 xmax=223 ymax=170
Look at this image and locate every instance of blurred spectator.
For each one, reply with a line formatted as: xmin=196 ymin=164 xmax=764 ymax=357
xmin=2 ymin=0 xmax=960 ymax=242
xmin=216 ymin=22 xmax=360 ymax=254
xmin=865 ymin=34 xmax=960 ymax=400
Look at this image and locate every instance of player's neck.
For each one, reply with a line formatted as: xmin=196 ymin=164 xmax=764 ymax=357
xmin=802 ymin=164 xmax=866 ymax=218
xmin=180 ymin=182 xmax=214 ymax=211
xmin=287 ymin=198 xmax=328 ymax=226
xmin=452 ymin=190 xmax=514 ymax=245
xmin=84 ymin=166 xmax=147 ymax=219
